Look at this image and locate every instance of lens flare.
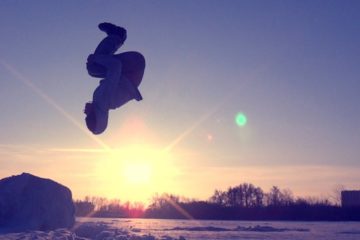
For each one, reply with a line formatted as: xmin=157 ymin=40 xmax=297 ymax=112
xmin=235 ymin=112 xmax=247 ymax=127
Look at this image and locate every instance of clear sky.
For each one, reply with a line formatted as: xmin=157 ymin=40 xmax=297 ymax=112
xmin=1 ymin=0 xmax=360 ymax=203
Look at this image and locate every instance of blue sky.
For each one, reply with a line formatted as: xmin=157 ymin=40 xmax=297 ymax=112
xmin=1 ymin=0 xmax=359 ymax=202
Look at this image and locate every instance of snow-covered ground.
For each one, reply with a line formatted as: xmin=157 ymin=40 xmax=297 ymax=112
xmin=1 ymin=218 xmax=360 ymax=240
xmin=0 ymin=221 xmax=184 ymax=240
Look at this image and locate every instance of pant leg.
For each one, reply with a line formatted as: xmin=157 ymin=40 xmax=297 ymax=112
xmin=94 ymin=35 xmax=123 ymax=55
xmin=114 ymin=51 xmax=146 ymax=87
xmin=87 ymin=35 xmax=123 ymax=78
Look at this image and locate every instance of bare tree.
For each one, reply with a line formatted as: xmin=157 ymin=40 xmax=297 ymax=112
xmin=329 ymin=184 xmax=346 ymax=206
xmin=209 ymin=189 xmax=227 ymax=206
xmin=265 ymin=186 xmax=282 ymax=206
xmin=221 ymin=183 xmax=264 ymax=207
xmin=281 ymin=188 xmax=294 ymax=206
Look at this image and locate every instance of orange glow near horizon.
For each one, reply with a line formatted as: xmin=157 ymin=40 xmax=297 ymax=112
xmin=94 ymin=144 xmax=180 ymax=203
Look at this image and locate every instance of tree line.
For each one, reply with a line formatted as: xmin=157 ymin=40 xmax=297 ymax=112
xmin=75 ymin=196 xmax=144 ymax=218
xmin=74 ymin=183 xmax=360 ymax=221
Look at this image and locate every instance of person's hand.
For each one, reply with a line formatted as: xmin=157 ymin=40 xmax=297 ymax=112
xmin=87 ymin=54 xmax=95 ymax=63
xmin=84 ymin=102 xmax=93 ymax=114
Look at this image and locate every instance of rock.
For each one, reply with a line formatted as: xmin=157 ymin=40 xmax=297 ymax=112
xmin=0 ymin=173 xmax=75 ymax=232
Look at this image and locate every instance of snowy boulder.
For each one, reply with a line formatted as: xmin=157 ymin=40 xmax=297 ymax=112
xmin=0 ymin=172 xmax=75 ymax=232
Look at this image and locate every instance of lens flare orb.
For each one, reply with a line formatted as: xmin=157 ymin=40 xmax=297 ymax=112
xmin=235 ymin=112 xmax=247 ymax=127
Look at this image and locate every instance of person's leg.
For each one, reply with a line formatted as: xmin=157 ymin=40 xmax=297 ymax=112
xmin=97 ymin=23 xmax=126 ymax=54
xmin=90 ymin=53 xmax=142 ymax=102
xmin=87 ymin=35 xmax=123 ymax=78
xmin=88 ymin=54 xmax=122 ymax=84
xmin=113 ymin=52 xmax=145 ymax=101
xmin=116 ymin=52 xmax=146 ymax=87
xmin=94 ymin=35 xmax=123 ymax=55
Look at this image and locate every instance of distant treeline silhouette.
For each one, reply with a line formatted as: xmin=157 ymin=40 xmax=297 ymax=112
xmin=74 ymin=183 xmax=360 ymax=221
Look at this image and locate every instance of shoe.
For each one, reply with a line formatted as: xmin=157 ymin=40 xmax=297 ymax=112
xmin=98 ymin=22 xmax=127 ymax=39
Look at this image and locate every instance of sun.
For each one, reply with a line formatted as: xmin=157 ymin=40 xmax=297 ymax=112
xmin=122 ymin=162 xmax=151 ymax=184
xmin=94 ymin=144 xmax=179 ymax=203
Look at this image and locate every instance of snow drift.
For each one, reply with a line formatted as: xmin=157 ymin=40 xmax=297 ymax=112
xmin=0 ymin=173 xmax=75 ymax=232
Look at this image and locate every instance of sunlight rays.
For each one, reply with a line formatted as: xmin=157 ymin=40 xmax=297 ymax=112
xmin=164 ymin=88 xmax=238 ymax=153
xmin=0 ymin=60 xmax=109 ymax=150
xmin=163 ymin=195 xmax=194 ymax=220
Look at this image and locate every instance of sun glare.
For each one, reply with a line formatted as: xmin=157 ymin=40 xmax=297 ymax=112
xmin=123 ymin=162 xmax=151 ymax=184
xmin=95 ymin=145 xmax=179 ymax=203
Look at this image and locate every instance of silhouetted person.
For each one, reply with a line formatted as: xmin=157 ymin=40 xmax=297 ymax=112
xmin=85 ymin=23 xmax=145 ymax=134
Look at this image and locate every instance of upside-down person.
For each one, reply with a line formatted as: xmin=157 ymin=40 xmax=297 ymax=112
xmin=84 ymin=23 xmax=145 ymax=134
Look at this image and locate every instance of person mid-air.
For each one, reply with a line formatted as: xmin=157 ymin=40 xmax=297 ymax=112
xmin=84 ymin=23 xmax=145 ymax=135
